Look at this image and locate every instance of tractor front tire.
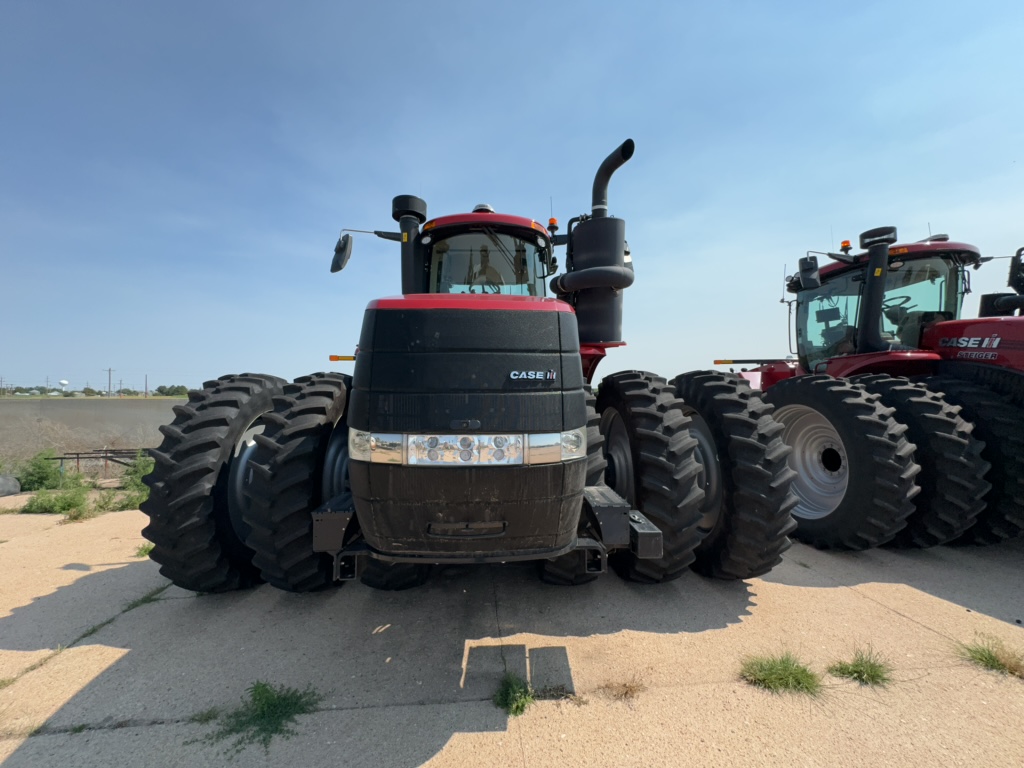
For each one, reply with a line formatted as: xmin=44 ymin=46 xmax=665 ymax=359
xmin=918 ymin=376 xmax=1024 ymax=544
xmin=242 ymin=373 xmax=352 ymax=592
xmin=764 ymin=375 xmax=920 ymax=550
xmin=141 ymin=373 xmax=286 ymax=592
xmin=597 ymin=371 xmax=704 ymax=584
xmin=671 ymin=371 xmax=797 ymax=579
xmin=852 ymin=374 xmax=991 ymax=547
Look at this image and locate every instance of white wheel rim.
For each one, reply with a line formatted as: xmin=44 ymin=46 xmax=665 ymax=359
xmin=773 ymin=404 xmax=848 ymax=520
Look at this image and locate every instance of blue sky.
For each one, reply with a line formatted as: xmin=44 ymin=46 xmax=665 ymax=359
xmin=2 ymin=1 xmax=1022 ymax=391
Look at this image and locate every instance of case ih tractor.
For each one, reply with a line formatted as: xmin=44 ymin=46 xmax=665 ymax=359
xmin=708 ymin=228 xmax=1024 ymax=550
xmin=140 ymin=140 xmax=797 ymax=593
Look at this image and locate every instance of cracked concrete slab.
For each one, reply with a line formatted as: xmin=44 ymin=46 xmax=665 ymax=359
xmin=1 ymin=510 xmax=1023 ymax=767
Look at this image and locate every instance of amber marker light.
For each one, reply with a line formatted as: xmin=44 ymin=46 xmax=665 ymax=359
xmin=329 ymin=355 xmax=356 ymax=362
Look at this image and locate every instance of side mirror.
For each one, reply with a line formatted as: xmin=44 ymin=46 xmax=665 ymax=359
xmin=798 ymin=255 xmax=821 ymax=290
xmin=331 ymin=234 xmax=353 ymax=273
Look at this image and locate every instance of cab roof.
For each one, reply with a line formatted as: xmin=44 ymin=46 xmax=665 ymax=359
xmin=789 ymin=237 xmax=982 ymax=292
xmin=421 ymin=211 xmax=552 ymax=240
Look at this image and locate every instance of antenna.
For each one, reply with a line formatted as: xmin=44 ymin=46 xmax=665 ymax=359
xmin=928 ymin=222 xmax=932 ymax=236
xmin=780 ymin=264 xmax=787 ymax=304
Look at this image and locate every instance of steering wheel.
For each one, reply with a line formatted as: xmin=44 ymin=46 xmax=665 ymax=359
xmin=882 ymin=295 xmax=913 ymax=310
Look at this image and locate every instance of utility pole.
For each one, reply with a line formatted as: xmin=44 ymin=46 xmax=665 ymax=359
xmin=145 ymin=374 xmax=148 ymax=398
xmin=104 ymin=368 xmax=114 ymax=398
xmin=118 ymin=378 xmax=123 ymax=398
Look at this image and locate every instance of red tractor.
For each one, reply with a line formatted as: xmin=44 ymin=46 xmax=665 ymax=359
xmin=140 ymin=140 xmax=797 ymax=593
xmin=705 ymin=227 xmax=1024 ymax=550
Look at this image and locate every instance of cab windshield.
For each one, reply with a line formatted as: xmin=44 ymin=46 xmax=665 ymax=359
xmin=424 ymin=227 xmax=550 ymax=296
xmin=796 ymin=256 xmax=964 ymax=371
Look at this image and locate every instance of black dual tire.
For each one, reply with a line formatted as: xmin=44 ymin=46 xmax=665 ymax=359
xmin=851 ymin=375 xmax=991 ymax=547
xmin=671 ymin=371 xmax=797 ymax=579
xmin=764 ymin=375 xmax=920 ymax=550
xmin=918 ymin=376 xmax=1024 ymax=544
xmin=141 ymin=373 xmax=286 ymax=592
xmin=597 ymin=371 xmax=704 ymax=583
xmin=243 ymin=372 xmax=432 ymax=592
xmin=242 ymin=373 xmax=352 ymax=592
xmin=539 ymin=389 xmax=607 ymax=586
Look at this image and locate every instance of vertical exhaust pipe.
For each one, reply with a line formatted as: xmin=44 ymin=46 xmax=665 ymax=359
xmin=591 ymin=139 xmax=635 ymax=218
xmin=856 ymin=226 xmax=898 ymax=353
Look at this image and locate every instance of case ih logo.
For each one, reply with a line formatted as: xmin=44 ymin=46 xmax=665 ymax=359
xmin=509 ymin=370 xmax=557 ymax=380
xmin=938 ymin=336 xmax=1001 ymax=349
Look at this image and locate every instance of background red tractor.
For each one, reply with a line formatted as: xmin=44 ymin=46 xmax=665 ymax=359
xmin=141 ymin=140 xmax=797 ymax=593
xmin=703 ymin=228 xmax=1024 ymax=550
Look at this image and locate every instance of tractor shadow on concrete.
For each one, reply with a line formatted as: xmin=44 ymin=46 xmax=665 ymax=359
xmin=1 ymin=558 xmax=754 ymax=767
xmin=763 ymin=535 xmax=1024 ymax=628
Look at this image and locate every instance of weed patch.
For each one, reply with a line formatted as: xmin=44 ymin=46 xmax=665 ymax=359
xmin=123 ymin=585 xmax=169 ymax=613
xmin=21 ymin=486 xmax=90 ymax=516
xmin=741 ymin=652 xmax=821 ymax=695
xmin=598 ymin=673 xmax=647 ymax=703
xmin=828 ymin=647 xmax=892 ymax=686
xmin=16 ymin=451 xmax=63 ymax=491
xmin=135 ymin=542 xmax=155 ymax=558
xmin=493 ymin=672 xmax=534 ymax=717
xmin=0 ymin=678 xmax=14 ymax=690
xmin=190 ymin=707 xmax=221 ymax=725
xmin=73 ymin=618 xmax=115 ymax=644
xmin=193 ymin=681 xmax=322 ymax=755
xmin=958 ymin=636 xmax=1024 ymax=678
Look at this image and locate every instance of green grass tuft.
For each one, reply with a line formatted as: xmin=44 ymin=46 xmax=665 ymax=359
xmin=0 ymin=677 xmax=15 ymax=690
xmin=958 ymin=636 xmax=1024 ymax=678
xmin=21 ymin=485 xmax=90 ymax=516
xmin=135 ymin=542 xmax=155 ymax=558
xmin=828 ymin=647 xmax=893 ymax=686
xmin=123 ymin=585 xmax=169 ymax=613
xmin=493 ymin=672 xmax=535 ymax=716
xmin=740 ymin=652 xmax=822 ymax=695
xmin=73 ymin=617 xmax=115 ymax=644
xmin=189 ymin=707 xmax=221 ymax=725
xmin=196 ymin=681 xmax=323 ymax=755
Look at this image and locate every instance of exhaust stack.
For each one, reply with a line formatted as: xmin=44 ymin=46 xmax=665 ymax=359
xmin=591 ymin=139 xmax=635 ymax=218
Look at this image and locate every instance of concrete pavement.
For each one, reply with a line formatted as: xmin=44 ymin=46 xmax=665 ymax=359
xmin=1 ymin=511 xmax=1022 ymax=767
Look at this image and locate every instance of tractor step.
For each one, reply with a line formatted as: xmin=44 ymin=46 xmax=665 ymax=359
xmin=628 ymin=510 xmax=663 ymax=560
xmin=583 ymin=485 xmax=663 ymax=559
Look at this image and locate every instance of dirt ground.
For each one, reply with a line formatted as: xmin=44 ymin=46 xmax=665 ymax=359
xmin=1 ymin=510 xmax=1022 ymax=767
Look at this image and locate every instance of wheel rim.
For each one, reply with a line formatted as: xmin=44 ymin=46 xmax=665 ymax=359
xmin=773 ymin=404 xmax=848 ymax=520
xmin=227 ymin=417 xmax=268 ymax=539
xmin=321 ymin=422 xmax=350 ymax=499
xmin=686 ymin=410 xmax=723 ymax=535
xmin=601 ymin=408 xmax=635 ymax=506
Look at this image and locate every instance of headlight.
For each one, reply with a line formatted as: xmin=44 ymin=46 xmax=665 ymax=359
xmin=560 ymin=428 xmax=586 ymax=460
xmin=348 ymin=429 xmax=371 ymax=461
xmin=408 ymin=434 xmax=524 ymax=466
xmin=348 ymin=429 xmax=587 ymax=465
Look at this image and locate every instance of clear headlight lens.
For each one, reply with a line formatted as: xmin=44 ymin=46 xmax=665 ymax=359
xmin=349 ymin=429 xmax=586 ymax=465
xmin=560 ymin=427 xmax=586 ymax=460
xmin=348 ymin=429 xmax=371 ymax=461
xmin=408 ymin=434 xmax=524 ymax=466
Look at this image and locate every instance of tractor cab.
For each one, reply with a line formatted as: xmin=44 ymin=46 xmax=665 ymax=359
xmin=789 ymin=234 xmax=981 ymax=372
xmin=418 ymin=209 xmax=555 ymax=296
